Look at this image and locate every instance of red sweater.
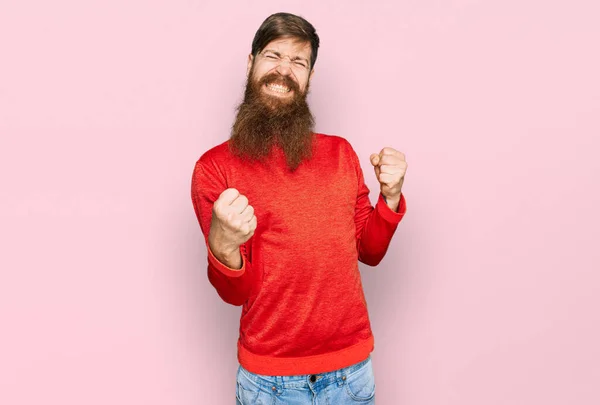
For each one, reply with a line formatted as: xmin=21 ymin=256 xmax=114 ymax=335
xmin=191 ymin=133 xmax=406 ymax=375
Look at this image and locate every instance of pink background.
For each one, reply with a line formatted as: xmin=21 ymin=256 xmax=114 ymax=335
xmin=1 ymin=1 xmax=599 ymax=404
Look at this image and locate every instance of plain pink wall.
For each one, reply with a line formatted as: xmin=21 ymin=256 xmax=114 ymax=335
xmin=1 ymin=1 xmax=599 ymax=404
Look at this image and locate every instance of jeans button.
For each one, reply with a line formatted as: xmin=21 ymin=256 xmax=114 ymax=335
xmin=310 ymin=375 xmax=317 ymax=383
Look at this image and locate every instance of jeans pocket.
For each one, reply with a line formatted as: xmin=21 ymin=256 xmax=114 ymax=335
xmin=236 ymin=367 xmax=274 ymax=405
xmin=344 ymin=358 xmax=376 ymax=402
xmin=236 ymin=381 xmax=257 ymax=405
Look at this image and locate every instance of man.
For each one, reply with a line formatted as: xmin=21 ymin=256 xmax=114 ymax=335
xmin=191 ymin=12 xmax=407 ymax=404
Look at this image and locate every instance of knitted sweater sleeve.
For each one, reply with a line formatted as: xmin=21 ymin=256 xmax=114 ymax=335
xmin=351 ymin=147 xmax=407 ymax=266
xmin=191 ymin=159 xmax=256 ymax=306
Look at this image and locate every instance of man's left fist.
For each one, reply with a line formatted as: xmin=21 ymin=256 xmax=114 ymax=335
xmin=370 ymin=147 xmax=407 ymax=207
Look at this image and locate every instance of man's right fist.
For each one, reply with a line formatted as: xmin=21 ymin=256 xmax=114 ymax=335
xmin=208 ymin=188 xmax=257 ymax=269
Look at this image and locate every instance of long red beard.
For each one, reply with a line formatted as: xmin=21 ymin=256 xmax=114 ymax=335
xmin=229 ymin=69 xmax=315 ymax=171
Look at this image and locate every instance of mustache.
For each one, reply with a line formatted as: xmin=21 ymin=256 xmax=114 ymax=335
xmin=255 ymin=72 xmax=301 ymax=94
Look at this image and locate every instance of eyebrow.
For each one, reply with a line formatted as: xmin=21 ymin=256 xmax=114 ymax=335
xmin=263 ymin=49 xmax=309 ymax=64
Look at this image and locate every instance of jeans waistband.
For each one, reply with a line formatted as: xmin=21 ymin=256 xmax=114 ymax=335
xmin=239 ymin=355 xmax=371 ymax=390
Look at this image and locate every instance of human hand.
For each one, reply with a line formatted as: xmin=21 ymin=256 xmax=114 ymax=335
xmin=208 ymin=188 xmax=257 ymax=268
xmin=370 ymin=147 xmax=407 ymax=210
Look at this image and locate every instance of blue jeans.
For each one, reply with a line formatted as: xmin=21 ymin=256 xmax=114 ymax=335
xmin=235 ymin=355 xmax=376 ymax=404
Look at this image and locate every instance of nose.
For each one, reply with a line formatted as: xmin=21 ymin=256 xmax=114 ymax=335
xmin=275 ymin=59 xmax=293 ymax=76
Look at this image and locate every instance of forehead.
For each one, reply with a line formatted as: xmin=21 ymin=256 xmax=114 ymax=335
xmin=262 ymin=37 xmax=312 ymax=58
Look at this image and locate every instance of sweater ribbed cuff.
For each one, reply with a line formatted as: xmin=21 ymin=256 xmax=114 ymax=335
xmin=376 ymin=193 xmax=407 ymax=224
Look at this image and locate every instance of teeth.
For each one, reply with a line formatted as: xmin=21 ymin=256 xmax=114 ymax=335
xmin=267 ymin=83 xmax=290 ymax=93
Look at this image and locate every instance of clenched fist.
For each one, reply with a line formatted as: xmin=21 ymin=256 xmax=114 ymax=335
xmin=208 ymin=188 xmax=257 ymax=269
xmin=370 ymin=147 xmax=408 ymax=212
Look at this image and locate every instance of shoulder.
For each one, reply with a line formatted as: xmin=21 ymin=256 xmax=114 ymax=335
xmin=315 ymin=132 xmax=350 ymax=146
xmin=197 ymin=140 xmax=231 ymax=164
xmin=314 ymin=132 xmax=357 ymax=152
xmin=314 ymin=133 xmax=360 ymax=161
xmin=194 ymin=140 xmax=237 ymax=171
xmin=191 ymin=140 xmax=235 ymax=186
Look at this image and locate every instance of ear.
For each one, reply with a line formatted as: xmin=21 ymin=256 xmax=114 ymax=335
xmin=246 ymin=54 xmax=254 ymax=77
xmin=308 ymin=68 xmax=315 ymax=83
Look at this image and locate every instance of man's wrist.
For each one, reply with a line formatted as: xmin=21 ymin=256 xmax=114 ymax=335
xmin=208 ymin=238 xmax=242 ymax=269
xmin=213 ymin=247 xmax=243 ymax=269
xmin=383 ymin=193 xmax=401 ymax=212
